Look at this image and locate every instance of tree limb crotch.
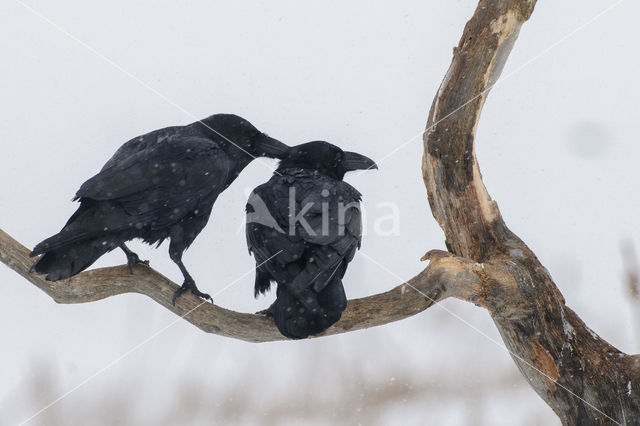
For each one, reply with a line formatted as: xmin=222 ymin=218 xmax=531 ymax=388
xmin=423 ymin=0 xmax=639 ymax=423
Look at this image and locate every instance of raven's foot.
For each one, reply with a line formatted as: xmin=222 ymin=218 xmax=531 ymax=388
xmin=255 ymin=302 xmax=275 ymax=317
xmin=172 ymin=278 xmax=212 ymax=306
xmin=124 ymin=251 xmax=149 ymax=274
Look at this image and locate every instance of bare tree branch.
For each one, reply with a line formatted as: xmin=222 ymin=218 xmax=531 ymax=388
xmin=423 ymin=0 xmax=639 ymax=423
xmin=2 ymin=0 xmax=639 ymax=423
xmin=0 ymin=229 xmax=480 ymax=343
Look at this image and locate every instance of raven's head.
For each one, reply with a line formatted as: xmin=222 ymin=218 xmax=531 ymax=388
xmin=201 ymin=114 xmax=289 ymax=160
xmin=277 ymin=141 xmax=377 ymax=180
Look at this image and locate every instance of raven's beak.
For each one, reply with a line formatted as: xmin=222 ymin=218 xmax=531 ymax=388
xmin=256 ymin=134 xmax=289 ymax=159
xmin=343 ymin=151 xmax=378 ymax=172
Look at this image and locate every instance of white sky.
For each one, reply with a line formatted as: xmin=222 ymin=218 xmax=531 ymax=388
xmin=1 ymin=1 xmax=638 ymax=424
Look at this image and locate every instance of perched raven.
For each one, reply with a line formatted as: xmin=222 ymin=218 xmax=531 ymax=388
xmin=31 ymin=114 xmax=288 ymax=304
xmin=246 ymin=141 xmax=377 ymax=339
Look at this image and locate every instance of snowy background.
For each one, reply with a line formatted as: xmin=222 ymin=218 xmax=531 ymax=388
xmin=1 ymin=0 xmax=639 ymax=424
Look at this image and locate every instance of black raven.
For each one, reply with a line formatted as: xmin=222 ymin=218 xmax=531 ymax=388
xmin=31 ymin=114 xmax=288 ymax=304
xmin=246 ymin=141 xmax=377 ymax=339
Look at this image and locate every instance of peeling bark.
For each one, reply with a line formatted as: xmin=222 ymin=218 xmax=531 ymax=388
xmin=423 ymin=0 xmax=639 ymax=423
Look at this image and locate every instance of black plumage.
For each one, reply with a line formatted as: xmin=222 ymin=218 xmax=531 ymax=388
xmin=246 ymin=141 xmax=377 ymax=339
xmin=31 ymin=113 xmax=288 ymax=304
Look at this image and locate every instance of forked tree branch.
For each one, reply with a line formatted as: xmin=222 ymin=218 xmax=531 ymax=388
xmin=423 ymin=0 xmax=639 ymax=424
xmin=2 ymin=0 xmax=639 ymax=423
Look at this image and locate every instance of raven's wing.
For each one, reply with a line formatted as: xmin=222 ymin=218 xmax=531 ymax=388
xmin=99 ymin=125 xmax=196 ymax=171
xmin=288 ymin=181 xmax=362 ymax=294
xmin=76 ymin=135 xmax=231 ymax=231
xmin=246 ymin=178 xmax=362 ymax=303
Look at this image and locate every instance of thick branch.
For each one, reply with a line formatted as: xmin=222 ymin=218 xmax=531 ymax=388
xmin=423 ymin=0 xmax=533 ymax=261
xmin=423 ymin=0 xmax=640 ymax=424
xmin=0 ymin=229 xmax=479 ymax=343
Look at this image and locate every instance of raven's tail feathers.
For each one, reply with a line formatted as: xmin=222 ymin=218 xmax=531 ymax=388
xmin=272 ymin=277 xmax=347 ymax=339
xmin=31 ymin=237 xmax=119 ymax=281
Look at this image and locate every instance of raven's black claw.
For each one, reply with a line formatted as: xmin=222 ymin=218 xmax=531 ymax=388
xmin=124 ymin=251 xmax=149 ymax=274
xmin=256 ymin=306 xmax=275 ymax=317
xmin=172 ymin=286 xmax=187 ymax=306
xmin=190 ymin=288 xmax=213 ymax=303
xmin=172 ymin=279 xmax=212 ymax=306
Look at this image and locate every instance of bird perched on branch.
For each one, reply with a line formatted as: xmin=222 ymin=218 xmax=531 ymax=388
xmin=246 ymin=141 xmax=377 ymax=339
xmin=31 ymin=114 xmax=288 ymax=304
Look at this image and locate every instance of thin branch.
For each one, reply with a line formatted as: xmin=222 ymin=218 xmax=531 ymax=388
xmin=0 ymin=228 xmax=480 ymax=343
